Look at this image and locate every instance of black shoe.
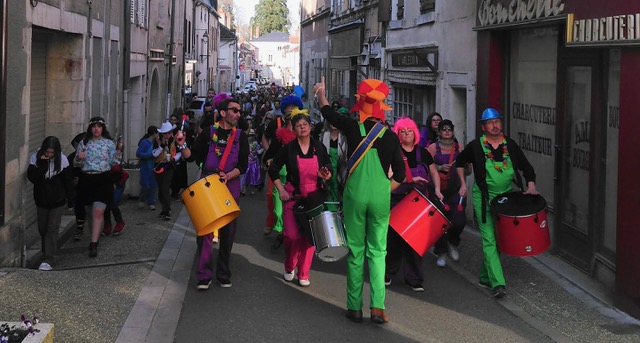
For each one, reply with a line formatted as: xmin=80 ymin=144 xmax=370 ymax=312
xmin=493 ymin=285 xmax=507 ymax=299
xmin=406 ymin=283 xmax=424 ymax=292
xmin=196 ymin=279 xmax=212 ymax=290
xmin=270 ymin=234 xmax=283 ymax=253
xmin=73 ymin=228 xmax=83 ymax=241
xmin=345 ymin=309 xmax=363 ymax=323
xmin=217 ymin=279 xmax=232 ymax=288
xmin=158 ymin=211 xmax=167 ymax=218
xmin=164 ymin=213 xmax=171 ymax=221
xmin=89 ymin=242 xmax=98 ymax=258
xmin=384 ymin=277 xmax=392 ymax=286
xmin=257 ymin=184 xmax=264 ymax=192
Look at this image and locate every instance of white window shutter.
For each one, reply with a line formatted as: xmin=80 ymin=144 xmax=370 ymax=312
xmin=130 ymin=0 xmax=136 ymax=24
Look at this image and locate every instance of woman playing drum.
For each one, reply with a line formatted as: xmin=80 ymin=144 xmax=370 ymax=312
xmin=385 ymin=117 xmax=442 ymax=292
xmin=269 ymin=109 xmax=332 ymax=287
xmin=427 ymin=119 xmax=469 ymax=267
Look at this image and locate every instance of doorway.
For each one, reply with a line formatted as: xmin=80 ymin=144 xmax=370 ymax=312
xmin=555 ymin=50 xmax=602 ymax=273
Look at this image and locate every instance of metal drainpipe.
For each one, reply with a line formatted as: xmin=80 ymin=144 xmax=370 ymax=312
xmin=166 ymin=0 xmax=176 ymax=119
xmin=86 ymin=0 xmax=93 ymax=120
xmin=123 ymin=0 xmax=131 ymax=162
xmin=206 ymin=7 xmax=210 ymax=92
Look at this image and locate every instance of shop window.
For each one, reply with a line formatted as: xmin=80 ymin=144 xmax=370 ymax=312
xmin=397 ymin=0 xmax=404 ymax=20
xmin=420 ymin=0 xmax=435 ymax=14
xmin=393 ymin=86 xmax=413 ymax=121
xmin=602 ymin=49 xmax=620 ymax=254
xmin=508 ymin=27 xmax=558 ymax=207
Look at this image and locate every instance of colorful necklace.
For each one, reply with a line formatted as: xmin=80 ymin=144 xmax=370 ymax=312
xmin=483 ymin=134 xmax=509 ymax=172
xmin=210 ymin=123 xmax=222 ymax=157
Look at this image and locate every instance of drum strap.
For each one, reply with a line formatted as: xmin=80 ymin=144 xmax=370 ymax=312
xmin=346 ymin=121 xmax=385 ymax=177
xmin=218 ymin=129 xmax=238 ymax=172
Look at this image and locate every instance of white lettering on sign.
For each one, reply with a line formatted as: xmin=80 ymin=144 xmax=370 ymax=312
xmin=477 ymin=0 xmax=565 ymax=27
xmin=571 ymin=13 xmax=640 ymax=43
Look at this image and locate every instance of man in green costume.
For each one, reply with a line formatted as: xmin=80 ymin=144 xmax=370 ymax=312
xmin=314 ymin=77 xmax=405 ymax=324
xmin=456 ymin=108 xmax=538 ymax=298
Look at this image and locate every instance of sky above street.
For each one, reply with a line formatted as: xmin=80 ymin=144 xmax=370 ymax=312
xmin=235 ymin=0 xmax=301 ymax=33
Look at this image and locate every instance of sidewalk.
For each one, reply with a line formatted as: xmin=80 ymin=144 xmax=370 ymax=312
xmin=1 ymin=194 xmax=639 ymax=342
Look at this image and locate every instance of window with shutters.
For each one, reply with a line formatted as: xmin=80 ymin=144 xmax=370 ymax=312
xmin=397 ymin=0 xmax=404 ymax=20
xmin=392 ymin=87 xmax=413 ymax=122
xmin=130 ymin=0 xmax=136 ymax=24
xmin=419 ymin=0 xmax=435 ymax=14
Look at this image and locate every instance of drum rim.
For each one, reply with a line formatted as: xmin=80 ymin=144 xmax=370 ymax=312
xmin=490 ymin=191 xmax=547 ymax=216
xmin=409 ymin=187 xmax=452 ymax=225
xmin=492 ymin=209 xmax=547 ymax=218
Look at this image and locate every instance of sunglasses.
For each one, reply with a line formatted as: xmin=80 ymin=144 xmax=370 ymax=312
xmin=225 ymin=108 xmax=241 ymax=114
xmin=440 ymin=127 xmax=453 ymax=132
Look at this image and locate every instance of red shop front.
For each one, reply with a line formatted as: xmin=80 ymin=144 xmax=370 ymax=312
xmin=475 ymin=0 xmax=640 ymax=315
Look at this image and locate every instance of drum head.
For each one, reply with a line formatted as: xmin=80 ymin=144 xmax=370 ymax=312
xmin=490 ymin=192 xmax=546 ymax=216
xmin=293 ymin=188 xmax=328 ymax=215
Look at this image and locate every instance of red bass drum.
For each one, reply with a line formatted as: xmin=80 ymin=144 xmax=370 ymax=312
xmin=389 ymin=188 xmax=451 ymax=256
xmin=490 ymin=192 xmax=550 ymax=257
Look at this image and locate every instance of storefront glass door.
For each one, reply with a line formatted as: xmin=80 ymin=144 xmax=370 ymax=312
xmin=556 ymin=54 xmax=600 ymax=272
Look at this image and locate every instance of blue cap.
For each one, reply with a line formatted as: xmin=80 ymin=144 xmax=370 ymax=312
xmin=480 ymin=108 xmax=502 ymax=121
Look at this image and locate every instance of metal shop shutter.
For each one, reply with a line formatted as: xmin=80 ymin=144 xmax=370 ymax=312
xmin=24 ymin=38 xmax=47 ymax=227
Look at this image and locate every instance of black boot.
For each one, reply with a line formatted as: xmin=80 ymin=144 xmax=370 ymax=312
xmin=270 ymin=234 xmax=283 ymax=253
xmin=89 ymin=242 xmax=98 ymax=258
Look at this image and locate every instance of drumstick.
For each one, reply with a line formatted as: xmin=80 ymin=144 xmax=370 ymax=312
xmin=457 ymin=197 xmax=464 ymax=212
xmin=438 ymin=198 xmax=450 ymax=212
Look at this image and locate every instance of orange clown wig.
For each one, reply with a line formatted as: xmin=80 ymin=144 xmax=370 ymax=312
xmin=349 ymin=79 xmax=392 ymax=122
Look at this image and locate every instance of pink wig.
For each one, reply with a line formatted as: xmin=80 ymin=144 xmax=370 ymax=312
xmin=393 ymin=117 xmax=421 ymax=146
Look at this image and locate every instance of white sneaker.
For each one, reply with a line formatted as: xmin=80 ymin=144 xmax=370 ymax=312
xmin=299 ymin=279 xmax=310 ymax=287
xmin=436 ymin=255 xmax=447 ymax=268
xmin=448 ymin=245 xmax=460 ymax=262
xmin=38 ymin=262 xmax=52 ymax=271
xmin=212 ymin=236 xmax=219 ymax=244
xmin=284 ymin=270 xmax=295 ymax=282
xmin=149 ymin=204 xmax=156 ymax=211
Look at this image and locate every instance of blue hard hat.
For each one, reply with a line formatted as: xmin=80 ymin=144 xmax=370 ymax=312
xmin=480 ymin=108 xmax=502 ymax=121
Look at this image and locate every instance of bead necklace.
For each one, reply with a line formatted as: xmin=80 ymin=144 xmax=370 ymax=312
xmin=483 ymin=134 xmax=509 ymax=172
xmin=210 ymin=123 xmax=222 ymax=157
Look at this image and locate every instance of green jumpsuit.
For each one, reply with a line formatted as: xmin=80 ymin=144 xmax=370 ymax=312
xmin=344 ymin=124 xmax=391 ymax=311
xmin=272 ymin=165 xmax=287 ymax=233
xmin=472 ymin=135 xmax=514 ymax=288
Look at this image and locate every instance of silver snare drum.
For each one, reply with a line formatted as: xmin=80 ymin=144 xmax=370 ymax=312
xmin=309 ymin=211 xmax=349 ymax=262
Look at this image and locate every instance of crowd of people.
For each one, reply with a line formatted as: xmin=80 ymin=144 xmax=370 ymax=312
xmin=28 ymin=79 xmax=539 ymax=325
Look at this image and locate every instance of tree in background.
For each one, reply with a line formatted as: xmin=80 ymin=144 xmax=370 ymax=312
xmin=249 ymin=0 xmax=290 ymax=36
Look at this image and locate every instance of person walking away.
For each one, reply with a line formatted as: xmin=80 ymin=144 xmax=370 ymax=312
xmin=455 ymin=108 xmax=538 ymax=299
xmin=314 ymin=77 xmax=405 ymax=324
xmin=428 ymin=119 xmax=469 ymax=267
xmin=28 ymin=136 xmax=75 ymax=271
xmin=136 ymin=126 xmax=159 ymax=211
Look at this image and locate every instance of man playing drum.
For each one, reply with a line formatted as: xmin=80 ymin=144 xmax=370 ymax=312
xmin=191 ymin=98 xmax=249 ymax=290
xmin=455 ymin=108 xmax=538 ymax=298
xmin=314 ymin=77 xmax=405 ymax=324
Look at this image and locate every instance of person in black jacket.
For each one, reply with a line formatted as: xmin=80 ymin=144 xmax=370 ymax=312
xmin=269 ymin=109 xmax=332 ymax=287
xmin=314 ymin=77 xmax=405 ymax=324
xmin=28 ymin=136 xmax=75 ymax=271
xmin=455 ymin=108 xmax=538 ymax=299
